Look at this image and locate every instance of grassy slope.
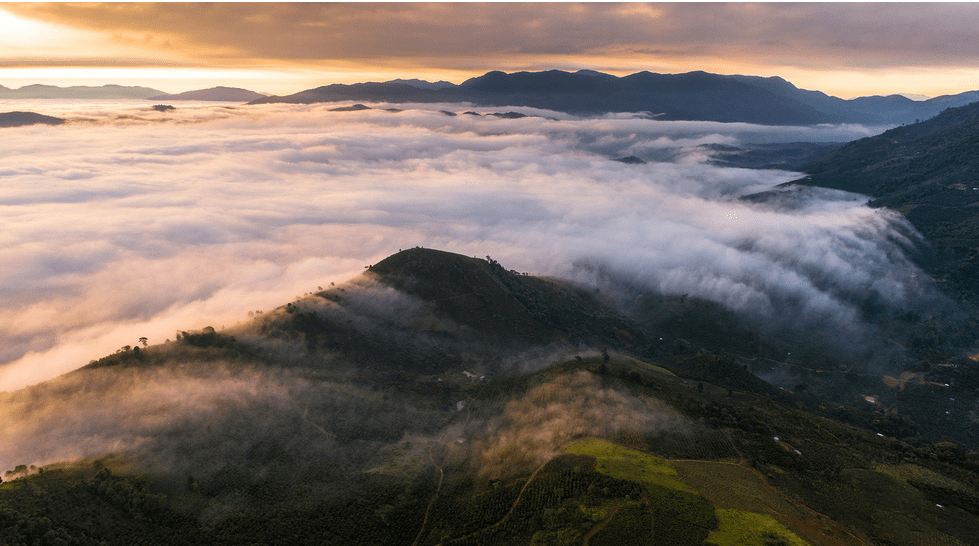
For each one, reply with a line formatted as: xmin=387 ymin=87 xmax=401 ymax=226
xmin=562 ymin=438 xmax=691 ymax=493
xmin=563 ymin=438 xmax=809 ymax=546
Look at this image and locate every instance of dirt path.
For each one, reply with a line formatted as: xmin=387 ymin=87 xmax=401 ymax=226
xmin=411 ymin=440 xmax=445 ymax=546
xmin=301 ymin=406 xmax=336 ymax=438
xmin=435 ymin=456 xmax=552 ymax=546
xmin=581 ymin=505 xmax=622 ymax=546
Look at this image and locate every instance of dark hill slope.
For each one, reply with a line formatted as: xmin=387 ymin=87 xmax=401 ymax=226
xmin=252 ymin=82 xmax=439 ymax=105
xmin=237 ymin=248 xmax=652 ymax=377
xmin=6 ymin=249 xmax=979 ymax=545
xmin=798 ymin=101 xmax=979 ymax=294
xmin=365 ymin=248 xmax=644 ymax=349
xmin=0 ymin=111 xmax=65 ymax=127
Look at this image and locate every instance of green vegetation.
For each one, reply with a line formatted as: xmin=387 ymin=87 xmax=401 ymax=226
xmin=707 ymin=509 xmax=808 ymax=546
xmin=587 ymin=503 xmax=653 ymax=546
xmin=562 ymin=438 xmax=691 ymax=492
xmin=0 ymin=463 xmax=205 ymax=545
xmin=876 ymin=463 xmax=976 ymax=494
xmin=7 ymin=247 xmax=979 ymax=545
xmin=562 ymin=438 xmax=715 ymax=545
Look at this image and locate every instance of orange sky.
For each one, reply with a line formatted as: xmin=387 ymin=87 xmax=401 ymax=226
xmin=2 ymin=2 xmax=979 ymax=98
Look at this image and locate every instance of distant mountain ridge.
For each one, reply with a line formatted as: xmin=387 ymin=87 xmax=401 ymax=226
xmin=147 ymin=86 xmax=266 ymax=102
xmin=5 ymin=71 xmax=978 ymax=125
xmin=0 ymin=84 xmax=164 ymax=99
xmin=382 ymin=78 xmax=455 ymax=90
xmin=249 ymin=69 xmax=979 ymax=126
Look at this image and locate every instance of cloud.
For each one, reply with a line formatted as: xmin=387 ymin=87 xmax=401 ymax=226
xmin=9 ymin=3 xmax=979 ymax=72
xmin=0 ymin=101 xmax=938 ymax=390
xmin=0 ymin=356 xmax=458 ymax=494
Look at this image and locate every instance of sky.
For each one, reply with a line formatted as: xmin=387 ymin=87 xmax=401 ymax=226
xmin=1 ymin=2 xmax=979 ymax=98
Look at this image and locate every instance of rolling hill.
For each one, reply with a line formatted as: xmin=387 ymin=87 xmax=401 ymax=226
xmin=3 ymin=248 xmax=979 ymax=545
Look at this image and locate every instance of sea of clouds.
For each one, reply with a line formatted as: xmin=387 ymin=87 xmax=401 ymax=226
xmin=0 ymin=99 xmax=931 ymax=390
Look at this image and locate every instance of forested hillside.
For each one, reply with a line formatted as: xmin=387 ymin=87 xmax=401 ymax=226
xmin=798 ymin=101 xmax=979 ymax=298
xmin=3 ymin=249 xmax=979 ymax=545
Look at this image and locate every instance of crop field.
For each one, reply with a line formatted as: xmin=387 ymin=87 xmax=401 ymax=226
xmin=707 ymin=509 xmax=807 ymax=546
xmin=673 ymin=460 xmax=868 ymax=546
xmin=562 ymin=438 xmax=690 ymax=493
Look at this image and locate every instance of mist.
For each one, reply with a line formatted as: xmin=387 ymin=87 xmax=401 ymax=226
xmin=0 ymin=100 xmax=932 ymax=390
xmin=474 ymin=370 xmax=689 ymax=480
xmin=0 ymin=353 xmax=457 ymax=505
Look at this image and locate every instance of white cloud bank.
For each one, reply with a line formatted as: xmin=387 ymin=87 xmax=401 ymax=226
xmin=0 ymin=100 xmax=929 ymax=390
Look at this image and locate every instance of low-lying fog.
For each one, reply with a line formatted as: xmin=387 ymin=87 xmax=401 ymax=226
xmin=0 ymin=100 xmax=928 ymax=390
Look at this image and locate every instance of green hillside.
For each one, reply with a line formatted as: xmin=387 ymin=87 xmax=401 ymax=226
xmin=3 ymin=249 xmax=979 ymax=545
xmin=798 ymin=101 xmax=979 ymax=297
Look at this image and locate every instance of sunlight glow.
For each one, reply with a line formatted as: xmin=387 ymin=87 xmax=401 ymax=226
xmin=0 ymin=8 xmax=109 ymax=58
xmin=0 ymin=66 xmax=298 ymax=93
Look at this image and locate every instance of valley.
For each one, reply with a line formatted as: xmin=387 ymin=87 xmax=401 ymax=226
xmin=7 ymin=3 xmax=979 ymax=545
xmin=2 ymin=71 xmax=979 ymax=546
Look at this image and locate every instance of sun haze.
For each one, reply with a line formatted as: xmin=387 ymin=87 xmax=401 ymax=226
xmin=2 ymin=3 xmax=979 ymax=97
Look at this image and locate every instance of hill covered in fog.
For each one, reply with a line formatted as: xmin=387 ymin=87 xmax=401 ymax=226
xmin=3 ymin=248 xmax=979 ymax=546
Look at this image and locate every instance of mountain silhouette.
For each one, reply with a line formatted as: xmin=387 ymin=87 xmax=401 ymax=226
xmin=250 ymin=69 xmax=979 ymax=125
xmin=0 ymin=84 xmax=164 ymax=99
xmin=0 ymin=111 xmax=65 ymax=127
xmin=146 ymin=86 xmax=266 ymax=101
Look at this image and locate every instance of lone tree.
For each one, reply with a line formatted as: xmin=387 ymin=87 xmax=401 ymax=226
xmin=138 ymin=337 xmax=148 ymax=347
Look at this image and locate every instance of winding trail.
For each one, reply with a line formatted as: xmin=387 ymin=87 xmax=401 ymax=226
xmin=301 ymin=406 xmax=336 ymax=438
xmin=581 ymin=505 xmax=622 ymax=546
xmin=435 ymin=455 xmax=553 ymax=546
xmin=411 ymin=438 xmax=445 ymax=546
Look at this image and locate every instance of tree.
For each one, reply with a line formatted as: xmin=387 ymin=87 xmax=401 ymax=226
xmin=139 ymin=337 xmax=148 ymax=347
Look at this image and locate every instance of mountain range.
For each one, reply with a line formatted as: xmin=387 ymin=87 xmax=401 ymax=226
xmin=250 ymin=69 xmax=979 ymax=126
xmin=5 ymin=70 xmax=979 ymax=126
xmin=0 ymin=83 xmax=165 ymax=99
xmin=0 ymin=84 xmax=266 ymax=101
